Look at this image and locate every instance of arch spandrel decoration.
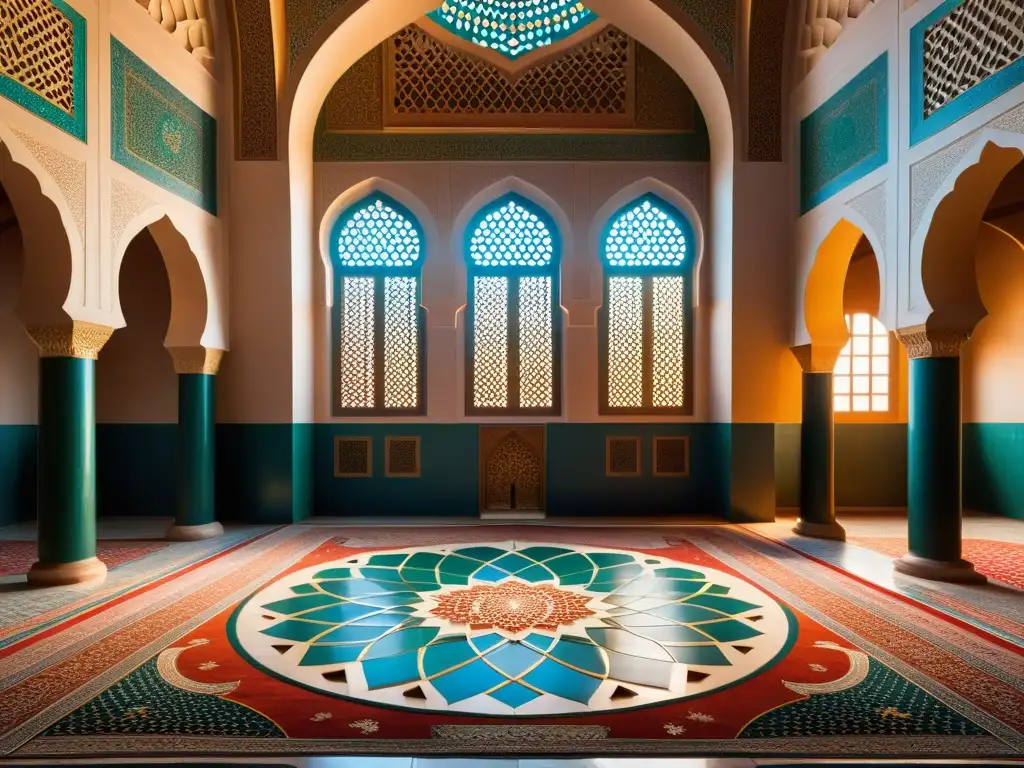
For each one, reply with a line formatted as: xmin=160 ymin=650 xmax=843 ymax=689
xmin=599 ymin=193 xmax=694 ymax=415
xmin=464 ymin=192 xmax=562 ymax=416
xmin=428 ymin=0 xmax=598 ymax=60
xmin=330 ymin=192 xmax=427 ymax=416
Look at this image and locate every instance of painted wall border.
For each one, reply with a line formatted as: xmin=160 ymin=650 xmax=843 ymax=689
xmin=800 ymin=53 xmax=889 ymax=215
xmin=109 ymin=37 xmax=218 ymax=215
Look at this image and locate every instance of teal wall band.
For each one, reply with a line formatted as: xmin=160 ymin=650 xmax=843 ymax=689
xmin=799 ymin=372 xmax=836 ymax=525
xmin=36 ymin=357 xmax=97 ymax=565
xmin=907 ymin=356 xmax=963 ymax=562
xmin=177 ymin=373 xmax=216 ymax=527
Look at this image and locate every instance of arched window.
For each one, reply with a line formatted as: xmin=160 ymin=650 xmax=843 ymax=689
xmin=599 ymin=194 xmax=694 ymax=414
xmin=330 ymin=193 xmax=425 ymax=415
xmin=465 ymin=194 xmax=561 ymax=415
xmin=834 ymin=313 xmax=890 ymax=414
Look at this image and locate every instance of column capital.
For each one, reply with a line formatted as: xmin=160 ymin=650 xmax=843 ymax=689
xmin=895 ymin=324 xmax=970 ymax=359
xmin=167 ymin=346 xmax=225 ymax=375
xmin=790 ymin=343 xmax=842 ymax=373
xmin=25 ymin=321 xmax=114 ymax=360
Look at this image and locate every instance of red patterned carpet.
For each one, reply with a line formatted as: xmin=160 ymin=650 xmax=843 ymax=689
xmin=0 ymin=526 xmax=1019 ymax=759
xmin=847 ymin=537 xmax=1024 ymax=589
xmin=0 ymin=540 xmax=167 ymax=577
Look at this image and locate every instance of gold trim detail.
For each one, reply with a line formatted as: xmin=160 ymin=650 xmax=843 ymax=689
xmin=26 ymin=322 xmax=114 ymax=360
xmin=167 ymin=346 xmax=225 ymax=375
xmin=790 ymin=343 xmax=844 ymax=373
xmin=894 ymin=325 xmax=969 ymax=359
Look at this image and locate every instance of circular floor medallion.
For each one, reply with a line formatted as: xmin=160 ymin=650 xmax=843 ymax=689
xmin=232 ymin=541 xmax=791 ymax=715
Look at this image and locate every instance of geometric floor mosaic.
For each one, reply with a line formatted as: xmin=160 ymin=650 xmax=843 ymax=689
xmin=233 ymin=542 xmax=792 ymax=715
xmin=0 ymin=540 xmax=167 ymax=577
xmin=3 ymin=526 xmax=1021 ymax=758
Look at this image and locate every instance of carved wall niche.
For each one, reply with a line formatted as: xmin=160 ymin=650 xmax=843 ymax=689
xmin=479 ymin=426 xmax=546 ymax=513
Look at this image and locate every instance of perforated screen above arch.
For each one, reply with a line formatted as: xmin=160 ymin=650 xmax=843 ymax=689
xmin=468 ymin=194 xmax=558 ymax=269
xmin=332 ymin=193 xmax=423 ymax=270
xmin=602 ymin=194 xmax=692 ymax=270
xmin=428 ymin=1 xmax=597 ymax=60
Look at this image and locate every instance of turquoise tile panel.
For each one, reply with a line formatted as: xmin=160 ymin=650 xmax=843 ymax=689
xmin=521 ymin=659 xmax=600 ymax=704
xmin=800 ymin=54 xmax=888 ymax=214
xmin=489 ymin=681 xmax=542 ymax=708
xmin=110 ymin=38 xmax=217 ymax=214
xmin=0 ymin=425 xmax=36 ymax=526
xmin=963 ymin=422 xmax=1024 ymax=520
xmin=300 ymin=643 xmax=367 ymax=667
xmin=422 ymin=638 xmax=477 ymax=678
xmin=485 ymin=642 xmax=543 ymax=678
xmin=910 ymin=0 xmax=1024 ymax=145
xmin=0 ymin=1 xmax=87 ymax=141
xmin=431 ymin=658 xmax=506 ymax=704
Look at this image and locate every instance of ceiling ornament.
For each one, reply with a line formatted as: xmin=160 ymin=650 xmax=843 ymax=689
xmin=428 ymin=0 xmax=596 ymax=59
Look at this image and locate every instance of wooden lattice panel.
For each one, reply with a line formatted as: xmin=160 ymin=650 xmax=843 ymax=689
xmin=923 ymin=0 xmax=1024 ymax=117
xmin=0 ymin=0 xmax=75 ymax=114
xmin=386 ymin=24 xmax=633 ymax=128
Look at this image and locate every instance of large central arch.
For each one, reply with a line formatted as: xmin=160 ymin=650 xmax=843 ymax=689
xmin=284 ymin=0 xmax=737 ymax=421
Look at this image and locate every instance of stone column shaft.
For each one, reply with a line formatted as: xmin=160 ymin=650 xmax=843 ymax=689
xmin=791 ymin=345 xmax=846 ymax=541
xmin=166 ymin=347 xmax=224 ymax=541
xmin=894 ymin=326 xmax=984 ymax=583
xmin=26 ymin=321 xmax=114 ymax=586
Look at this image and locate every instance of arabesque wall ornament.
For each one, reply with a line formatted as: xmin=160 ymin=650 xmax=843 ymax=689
xmin=168 ymin=346 xmax=225 ymax=375
xmin=895 ymin=325 xmax=970 ymax=359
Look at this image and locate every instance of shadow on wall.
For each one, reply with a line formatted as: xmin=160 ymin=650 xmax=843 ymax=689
xmin=96 ymin=228 xmax=178 ymax=517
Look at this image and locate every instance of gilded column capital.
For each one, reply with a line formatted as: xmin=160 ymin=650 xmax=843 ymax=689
xmin=895 ymin=325 xmax=970 ymax=359
xmin=167 ymin=346 xmax=225 ymax=375
xmin=25 ymin=322 xmax=115 ymax=360
xmin=790 ymin=343 xmax=843 ymax=373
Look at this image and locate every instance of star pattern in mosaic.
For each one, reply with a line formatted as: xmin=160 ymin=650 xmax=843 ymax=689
xmin=428 ymin=1 xmax=596 ymax=60
xmin=604 ymin=197 xmax=688 ymax=269
xmin=336 ymin=197 xmax=422 ymax=269
xmin=234 ymin=542 xmax=790 ymax=715
xmin=470 ymin=198 xmax=555 ymax=268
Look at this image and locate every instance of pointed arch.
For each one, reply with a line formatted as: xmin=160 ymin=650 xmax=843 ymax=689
xmin=913 ymin=130 xmax=1024 ymax=333
xmin=319 ymin=177 xmax=437 ymax=307
xmin=591 ymin=177 xmax=705 ymax=305
xmin=114 ymin=205 xmax=219 ymax=350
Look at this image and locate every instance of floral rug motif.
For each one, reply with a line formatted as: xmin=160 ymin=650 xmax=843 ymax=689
xmin=13 ymin=531 xmax=1020 ymax=758
xmin=0 ymin=540 xmax=167 ymax=577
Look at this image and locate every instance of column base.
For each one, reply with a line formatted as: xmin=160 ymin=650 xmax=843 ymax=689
xmin=27 ymin=557 xmax=107 ymax=587
xmin=166 ymin=521 xmax=224 ymax=541
xmin=894 ymin=553 xmax=987 ymax=584
xmin=792 ymin=518 xmax=846 ymax=541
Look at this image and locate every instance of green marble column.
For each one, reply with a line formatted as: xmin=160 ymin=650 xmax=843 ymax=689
xmin=894 ymin=329 xmax=984 ymax=583
xmin=166 ymin=347 xmax=224 ymax=541
xmin=27 ymin=322 xmax=113 ymax=587
xmin=793 ymin=371 xmax=846 ymax=540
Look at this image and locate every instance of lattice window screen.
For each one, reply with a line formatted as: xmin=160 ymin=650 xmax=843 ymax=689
xmin=654 ymin=436 xmax=689 ymax=476
xmin=607 ymin=276 xmax=644 ymax=409
xmin=339 ymin=277 xmax=376 ymax=409
xmin=335 ymin=437 xmax=372 ymax=477
xmin=387 ymin=24 xmax=632 ymax=127
xmin=386 ymin=437 xmax=421 ymax=477
xmin=0 ymin=0 xmax=75 ymax=114
xmin=607 ymin=437 xmax=641 ymax=476
xmin=923 ymin=0 xmax=1024 ymax=117
xmin=473 ymin=276 xmax=510 ymax=409
xmin=518 ymin=276 xmax=554 ymax=410
xmin=383 ymin=277 xmax=420 ymax=410
xmin=651 ymin=276 xmax=686 ymax=409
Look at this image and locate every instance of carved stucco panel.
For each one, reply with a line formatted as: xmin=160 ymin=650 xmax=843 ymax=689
xmin=8 ymin=126 xmax=86 ymax=247
xmin=910 ymin=100 xmax=1024 ymax=240
xmin=846 ymin=181 xmax=887 ymax=260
